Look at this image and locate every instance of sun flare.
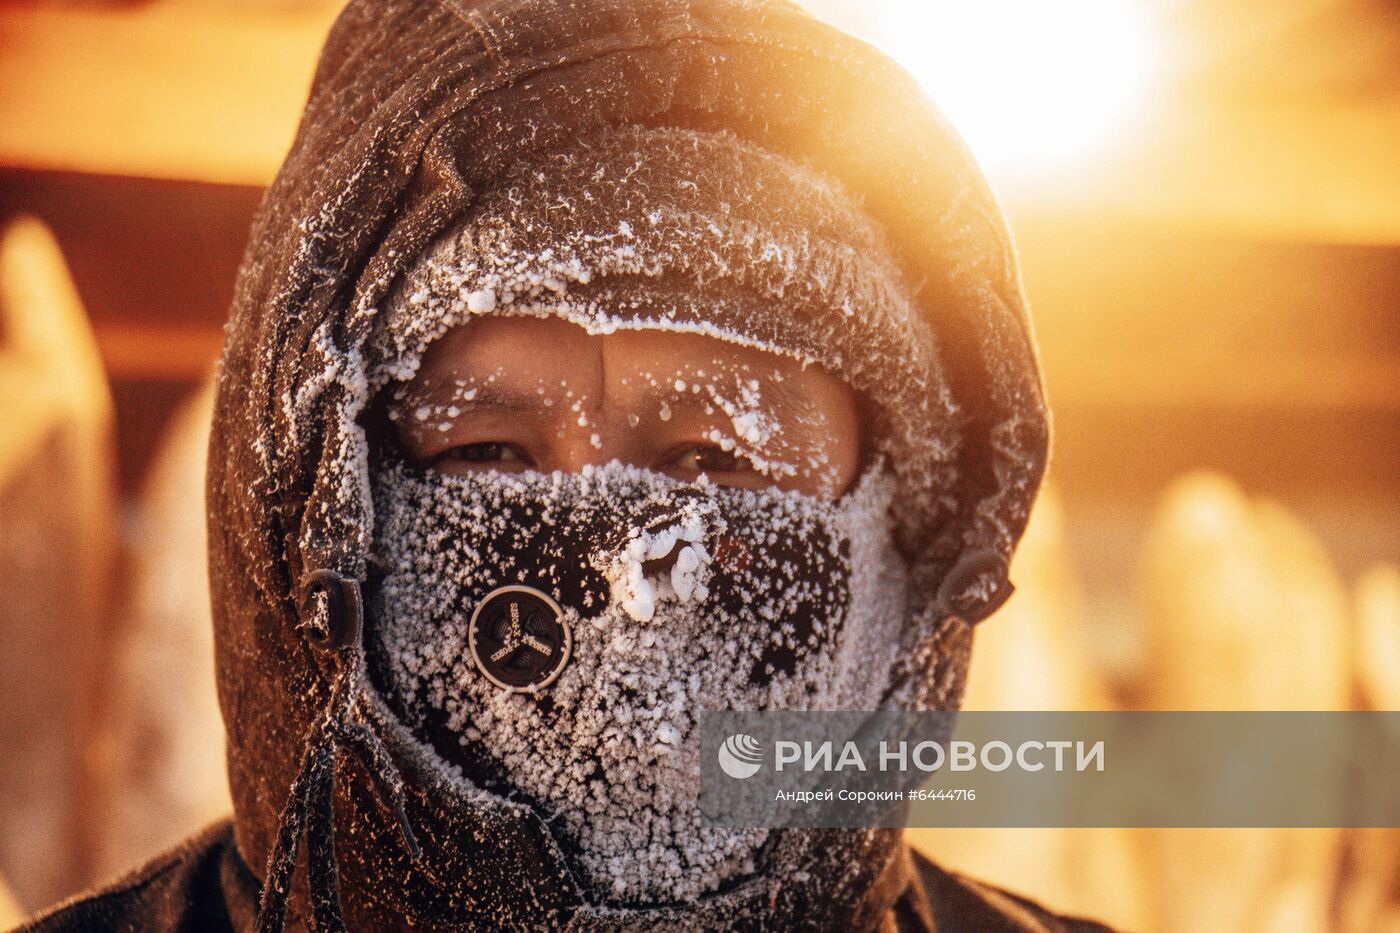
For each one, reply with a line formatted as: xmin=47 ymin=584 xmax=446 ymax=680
xmin=877 ymin=0 xmax=1158 ymax=176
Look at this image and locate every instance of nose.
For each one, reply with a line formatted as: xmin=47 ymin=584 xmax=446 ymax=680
xmin=546 ymin=414 xmax=657 ymax=475
xmin=594 ymin=487 xmax=723 ymax=623
xmin=549 ymin=427 xmax=623 ymax=473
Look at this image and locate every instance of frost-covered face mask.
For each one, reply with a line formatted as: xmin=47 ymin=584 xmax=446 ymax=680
xmin=367 ymin=457 xmax=908 ymax=905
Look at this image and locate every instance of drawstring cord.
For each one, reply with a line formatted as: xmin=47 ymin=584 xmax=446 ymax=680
xmin=256 ymin=570 xmax=421 ymax=933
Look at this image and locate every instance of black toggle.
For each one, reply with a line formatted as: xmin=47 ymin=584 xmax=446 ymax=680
xmin=935 ymin=548 xmax=1014 ymax=626
xmin=300 ymin=569 xmax=364 ymax=652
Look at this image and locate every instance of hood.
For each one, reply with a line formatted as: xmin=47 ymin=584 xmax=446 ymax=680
xmin=207 ymin=0 xmax=1048 ymax=928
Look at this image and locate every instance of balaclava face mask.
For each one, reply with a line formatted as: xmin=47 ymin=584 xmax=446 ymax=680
xmin=368 ymin=453 xmax=908 ymax=904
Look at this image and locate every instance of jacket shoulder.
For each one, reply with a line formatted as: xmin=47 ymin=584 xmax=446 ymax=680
xmin=15 ymin=822 xmax=238 ymax=933
xmin=906 ymin=847 xmax=1117 ymax=933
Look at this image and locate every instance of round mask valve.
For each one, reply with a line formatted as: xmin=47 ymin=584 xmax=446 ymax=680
xmin=468 ymin=585 xmax=572 ymax=692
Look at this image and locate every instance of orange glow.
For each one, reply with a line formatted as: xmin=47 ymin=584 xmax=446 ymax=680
xmin=876 ymin=0 xmax=1159 ymax=177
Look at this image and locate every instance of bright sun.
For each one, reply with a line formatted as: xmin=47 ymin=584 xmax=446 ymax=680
xmin=876 ymin=0 xmax=1158 ymax=177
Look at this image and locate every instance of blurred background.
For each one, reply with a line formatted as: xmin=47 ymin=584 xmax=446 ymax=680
xmin=0 ymin=0 xmax=1397 ymax=929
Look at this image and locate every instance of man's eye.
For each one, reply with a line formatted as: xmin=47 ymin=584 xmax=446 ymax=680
xmin=436 ymin=442 xmax=534 ymax=467
xmin=664 ymin=444 xmax=747 ymax=474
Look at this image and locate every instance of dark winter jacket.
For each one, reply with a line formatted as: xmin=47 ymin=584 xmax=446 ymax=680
xmin=18 ymin=0 xmax=1084 ymax=928
xmin=20 ymin=821 xmax=1112 ymax=931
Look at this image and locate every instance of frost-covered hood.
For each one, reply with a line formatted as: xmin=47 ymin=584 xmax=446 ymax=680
xmin=207 ymin=0 xmax=1047 ymax=928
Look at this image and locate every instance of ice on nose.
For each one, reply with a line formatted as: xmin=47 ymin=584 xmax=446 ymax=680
xmin=643 ymin=528 xmax=677 ymax=561
xmin=605 ymin=502 xmax=716 ymax=622
xmin=670 ymin=544 xmax=703 ymax=602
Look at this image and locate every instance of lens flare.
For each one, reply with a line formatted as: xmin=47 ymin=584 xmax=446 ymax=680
xmin=877 ymin=0 xmax=1158 ymax=176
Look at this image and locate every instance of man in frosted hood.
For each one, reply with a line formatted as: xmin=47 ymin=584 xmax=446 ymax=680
xmin=23 ymin=0 xmax=1113 ymax=930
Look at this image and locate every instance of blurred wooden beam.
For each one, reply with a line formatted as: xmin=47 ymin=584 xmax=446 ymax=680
xmin=0 ymin=216 xmax=117 ymax=909
xmin=1042 ymin=351 xmax=1400 ymax=413
xmin=0 ymin=216 xmax=111 ymax=480
xmin=1006 ymin=96 xmax=1400 ymax=246
xmin=3 ymin=2 xmax=1398 ymax=246
xmin=1162 ymin=0 xmax=1353 ymax=85
xmin=1129 ymin=98 xmax=1400 ymax=245
xmin=92 ymin=322 xmax=222 ymax=382
xmin=0 ymin=5 xmax=335 ymax=185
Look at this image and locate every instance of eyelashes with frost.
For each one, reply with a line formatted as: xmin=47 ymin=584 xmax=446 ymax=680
xmin=384 ymin=362 xmax=826 ymax=484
